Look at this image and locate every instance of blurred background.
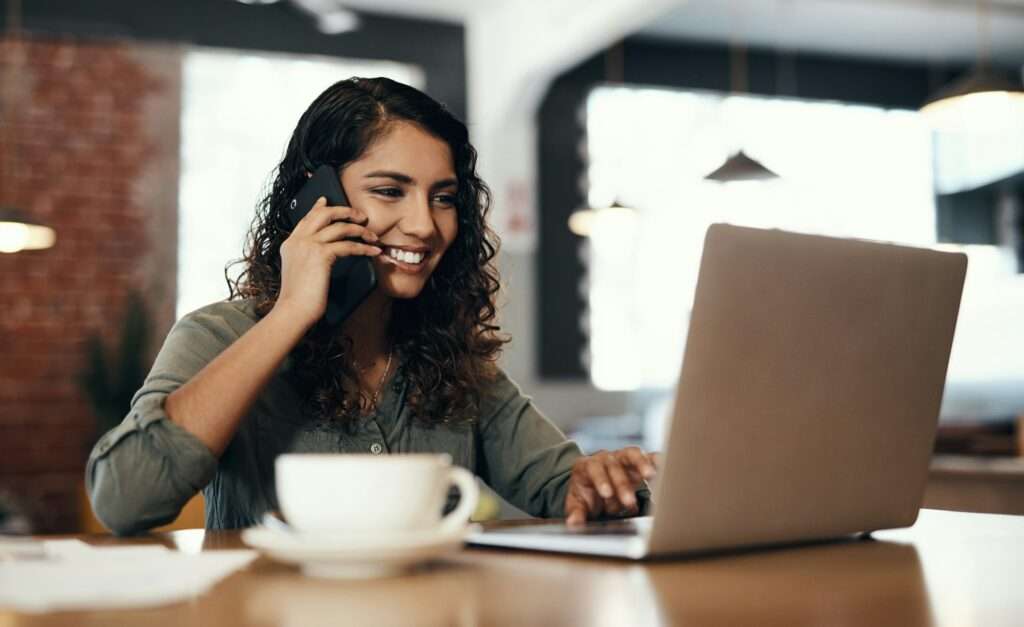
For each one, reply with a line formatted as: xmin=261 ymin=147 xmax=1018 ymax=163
xmin=1 ymin=0 xmax=1023 ymax=533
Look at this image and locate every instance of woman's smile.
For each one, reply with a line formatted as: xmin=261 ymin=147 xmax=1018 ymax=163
xmin=378 ymin=245 xmax=432 ymax=273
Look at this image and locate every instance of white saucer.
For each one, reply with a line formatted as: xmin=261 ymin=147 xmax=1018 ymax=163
xmin=241 ymin=524 xmax=477 ymax=579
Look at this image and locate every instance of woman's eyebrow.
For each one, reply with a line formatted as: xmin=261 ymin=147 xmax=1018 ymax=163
xmin=364 ymin=170 xmax=413 ymax=183
xmin=431 ymin=177 xmax=458 ymax=190
xmin=364 ymin=171 xmax=457 ymax=189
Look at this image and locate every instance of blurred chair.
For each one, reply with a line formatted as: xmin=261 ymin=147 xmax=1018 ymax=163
xmin=0 ymin=490 xmax=32 ymax=535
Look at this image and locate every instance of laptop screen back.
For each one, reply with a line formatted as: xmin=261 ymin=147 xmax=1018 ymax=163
xmin=648 ymin=225 xmax=967 ymax=554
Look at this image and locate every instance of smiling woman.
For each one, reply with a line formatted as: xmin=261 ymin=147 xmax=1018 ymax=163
xmin=84 ymin=77 xmax=658 ymax=535
xmin=342 ymin=127 xmax=461 ymax=300
xmin=176 ymin=49 xmax=425 ymax=320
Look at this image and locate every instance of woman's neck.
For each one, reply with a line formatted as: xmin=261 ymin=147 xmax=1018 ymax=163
xmin=340 ymin=288 xmax=394 ymax=364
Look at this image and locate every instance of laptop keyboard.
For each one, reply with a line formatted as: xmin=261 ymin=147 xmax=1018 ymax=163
xmin=496 ymin=517 xmax=652 ymax=537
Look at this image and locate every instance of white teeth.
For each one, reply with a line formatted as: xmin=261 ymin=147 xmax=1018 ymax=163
xmin=388 ymin=248 xmax=425 ymax=264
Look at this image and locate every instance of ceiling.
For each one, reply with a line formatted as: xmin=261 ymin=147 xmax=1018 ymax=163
xmin=637 ymin=0 xmax=1024 ymax=66
xmin=324 ymin=0 xmax=1024 ymax=67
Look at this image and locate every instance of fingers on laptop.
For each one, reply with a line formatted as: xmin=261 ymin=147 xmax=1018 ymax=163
xmin=565 ymin=462 xmax=605 ymax=525
xmin=581 ymin=454 xmax=621 ymax=507
xmin=565 ymin=447 xmax=661 ymax=525
xmin=574 ymin=453 xmax=634 ymax=516
xmin=619 ymin=446 xmax=658 ymax=480
xmin=565 ymin=489 xmax=595 ymax=526
xmin=605 ymin=460 xmax=638 ymax=512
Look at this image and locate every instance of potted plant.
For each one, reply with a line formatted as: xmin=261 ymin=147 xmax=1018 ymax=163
xmin=78 ymin=290 xmax=152 ymax=446
xmin=77 ymin=291 xmax=206 ymax=532
xmin=77 ymin=290 xmax=152 ymax=532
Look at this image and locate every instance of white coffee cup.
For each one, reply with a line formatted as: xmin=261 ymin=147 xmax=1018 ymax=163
xmin=274 ymin=453 xmax=479 ymax=535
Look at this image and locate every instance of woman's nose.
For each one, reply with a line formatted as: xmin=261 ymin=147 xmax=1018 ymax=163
xmin=398 ymin=195 xmax=436 ymax=239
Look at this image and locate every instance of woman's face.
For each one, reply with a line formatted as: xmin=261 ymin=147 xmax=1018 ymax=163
xmin=340 ymin=120 xmax=459 ymax=300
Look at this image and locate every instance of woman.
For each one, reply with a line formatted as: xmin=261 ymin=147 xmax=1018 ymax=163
xmin=86 ymin=77 xmax=657 ymax=535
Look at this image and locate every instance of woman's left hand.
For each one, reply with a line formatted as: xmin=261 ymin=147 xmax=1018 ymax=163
xmin=564 ymin=447 xmax=660 ymax=526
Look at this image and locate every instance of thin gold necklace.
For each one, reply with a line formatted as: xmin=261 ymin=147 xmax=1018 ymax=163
xmin=367 ymin=346 xmax=394 ymax=412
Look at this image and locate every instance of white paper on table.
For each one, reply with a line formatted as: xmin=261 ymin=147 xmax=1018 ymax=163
xmin=42 ymin=539 xmax=173 ymax=558
xmin=0 ymin=539 xmax=257 ymax=613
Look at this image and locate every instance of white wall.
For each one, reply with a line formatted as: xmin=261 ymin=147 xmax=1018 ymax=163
xmin=464 ymin=0 xmax=682 ymax=429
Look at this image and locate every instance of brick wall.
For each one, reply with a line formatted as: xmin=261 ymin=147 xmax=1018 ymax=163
xmin=0 ymin=35 xmax=181 ymax=533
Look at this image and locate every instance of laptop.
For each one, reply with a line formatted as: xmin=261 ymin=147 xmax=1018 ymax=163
xmin=469 ymin=224 xmax=967 ymax=559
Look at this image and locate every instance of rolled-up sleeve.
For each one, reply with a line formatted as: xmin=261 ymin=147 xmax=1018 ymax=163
xmin=475 ymin=370 xmax=583 ymax=518
xmin=86 ymin=310 xmax=241 ymax=535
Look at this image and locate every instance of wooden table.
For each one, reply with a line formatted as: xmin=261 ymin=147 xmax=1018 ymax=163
xmin=925 ymin=455 xmax=1024 ymax=515
xmin=4 ymin=508 xmax=1023 ymax=626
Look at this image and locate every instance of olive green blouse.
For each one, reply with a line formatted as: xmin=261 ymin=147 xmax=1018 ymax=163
xmin=85 ymin=299 xmax=585 ymax=535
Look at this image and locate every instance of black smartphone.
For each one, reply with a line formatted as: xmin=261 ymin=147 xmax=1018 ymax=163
xmin=286 ymin=164 xmax=378 ymax=326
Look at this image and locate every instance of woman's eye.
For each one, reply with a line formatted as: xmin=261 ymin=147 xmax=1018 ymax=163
xmin=373 ymin=187 xmax=403 ymax=198
xmin=433 ymin=194 xmax=456 ymax=207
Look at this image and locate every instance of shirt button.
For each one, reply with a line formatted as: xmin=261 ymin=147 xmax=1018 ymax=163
xmin=369 ymin=442 xmax=384 ymax=455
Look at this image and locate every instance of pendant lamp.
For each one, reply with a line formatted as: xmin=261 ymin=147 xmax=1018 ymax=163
xmin=0 ymin=0 xmax=56 ymax=254
xmin=0 ymin=208 xmax=55 ymax=253
xmin=568 ymin=42 xmax=638 ymax=238
xmin=705 ymin=149 xmax=779 ymax=182
xmin=921 ymin=0 xmax=1024 ymax=126
xmin=568 ymin=200 xmax=634 ymax=238
xmin=703 ymin=33 xmax=779 ymax=182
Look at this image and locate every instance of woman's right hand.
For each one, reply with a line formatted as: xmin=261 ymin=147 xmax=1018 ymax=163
xmin=274 ymin=196 xmax=382 ymax=328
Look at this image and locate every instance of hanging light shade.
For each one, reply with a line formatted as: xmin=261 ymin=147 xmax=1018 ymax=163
xmin=921 ymin=0 xmax=1024 ymax=127
xmin=0 ymin=207 xmax=56 ymax=253
xmin=568 ymin=200 xmax=635 ymax=238
xmin=699 ymin=33 xmax=781 ymax=184
xmin=704 ymin=150 xmax=780 ymax=183
xmin=0 ymin=0 xmax=54 ymax=254
xmin=920 ymin=69 xmax=1024 ymax=127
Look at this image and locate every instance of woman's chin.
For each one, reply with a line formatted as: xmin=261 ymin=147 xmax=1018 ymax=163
xmin=374 ymin=260 xmax=435 ymax=299
xmin=378 ymin=277 xmax=428 ymax=300
xmin=380 ymin=288 xmax=424 ymax=299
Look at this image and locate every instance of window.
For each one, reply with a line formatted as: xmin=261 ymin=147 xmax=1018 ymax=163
xmin=177 ymin=48 xmax=424 ymax=318
xmin=584 ymin=85 xmax=1024 ymax=415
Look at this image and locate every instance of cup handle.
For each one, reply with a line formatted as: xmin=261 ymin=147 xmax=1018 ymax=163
xmin=438 ymin=466 xmax=480 ymax=534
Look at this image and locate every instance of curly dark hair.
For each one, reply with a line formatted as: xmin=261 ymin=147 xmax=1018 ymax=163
xmin=225 ymin=77 xmax=507 ymax=426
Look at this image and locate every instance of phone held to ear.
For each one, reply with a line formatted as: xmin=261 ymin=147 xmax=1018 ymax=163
xmin=287 ymin=164 xmax=378 ymax=326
